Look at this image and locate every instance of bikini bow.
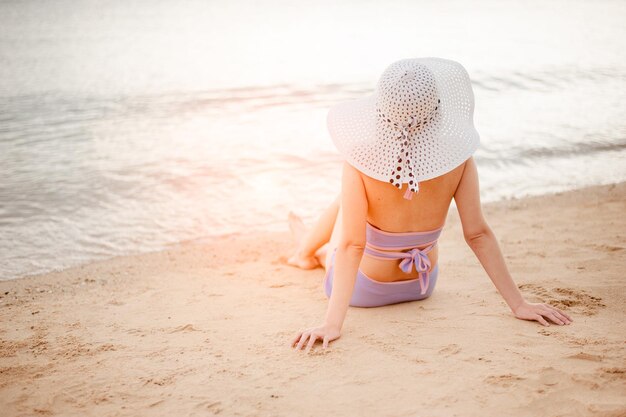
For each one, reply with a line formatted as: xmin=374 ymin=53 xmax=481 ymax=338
xmin=398 ymin=247 xmax=432 ymax=296
xmin=398 ymin=247 xmax=431 ymax=274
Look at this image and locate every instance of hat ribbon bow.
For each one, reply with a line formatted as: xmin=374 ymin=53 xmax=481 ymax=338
xmin=390 ymin=116 xmax=419 ymax=200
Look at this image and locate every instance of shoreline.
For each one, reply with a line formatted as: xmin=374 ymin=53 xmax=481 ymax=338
xmin=1 ymin=182 xmax=625 ymax=416
xmin=3 ymin=180 xmax=625 ymax=283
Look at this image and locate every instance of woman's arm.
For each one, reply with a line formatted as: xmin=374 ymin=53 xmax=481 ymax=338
xmin=324 ymin=162 xmax=367 ymax=330
xmin=454 ymin=157 xmax=573 ymax=326
xmin=292 ymin=162 xmax=367 ymax=352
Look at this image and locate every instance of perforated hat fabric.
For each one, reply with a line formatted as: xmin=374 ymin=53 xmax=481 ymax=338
xmin=327 ymin=57 xmax=480 ymax=196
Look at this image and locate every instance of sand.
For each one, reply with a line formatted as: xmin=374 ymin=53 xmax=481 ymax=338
xmin=1 ymin=182 xmax=625 ymax=417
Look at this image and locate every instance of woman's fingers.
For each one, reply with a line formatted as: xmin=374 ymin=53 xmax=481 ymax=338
xmin=291 ymin=332 xmax=303 ymax=347
xmin=295 ymin=331 xmax=311 ymax=350
xmin=534 ymin=314 xmax=550 ymax=326
xmin=537 ymin=306 xmax=563 ymax=325
xmin=291 ymin=328 xmax=334 ymax=352
xmin=305 ymin=333 xmax=319 ymax=353
xmin=551 ymin=309 xmax=571 ymax=325
xmin=515 ymin=301 xmax=574 ymax=327
xmin=294 ymin=331 xmax=322 ymax=352
xmin=323 ymin=335 xmax=330 ymax=349
xmin=545 ymin=311 xmax=565 ymax=325
xmin=541 ymin=304 xmax=572 ymax=325
xmin=550 ymin=306 xmax=573 ymax=322
xmin=543 ymin=304 xmax=574 ymax=324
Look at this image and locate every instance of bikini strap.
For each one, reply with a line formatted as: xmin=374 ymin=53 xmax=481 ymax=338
xmin=365 ymin=223 xmax=443 ymax=250
xmin=365 ymin=241 xmax=434 ymax=267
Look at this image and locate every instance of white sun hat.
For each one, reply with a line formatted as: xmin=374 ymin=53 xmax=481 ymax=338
xmin=327 ymin=57 xmax=480 ymax=199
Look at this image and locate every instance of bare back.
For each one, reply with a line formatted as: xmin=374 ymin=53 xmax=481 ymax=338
xmin=362 ymin=162 xmax=466 ymax=232
xmin=356 ymin=160 xmax=467 ymax=282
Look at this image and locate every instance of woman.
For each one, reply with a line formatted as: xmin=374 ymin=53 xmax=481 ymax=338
xmin=289 ymin=58 xmax=573 ymax=353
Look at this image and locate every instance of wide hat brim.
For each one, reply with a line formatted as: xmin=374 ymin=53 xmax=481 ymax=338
xmin=327 ymin=57 xmax=480 ymax=184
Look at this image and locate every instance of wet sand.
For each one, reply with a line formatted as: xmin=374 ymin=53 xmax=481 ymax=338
xmin=1 ymin=182 xmax=625 ymax=416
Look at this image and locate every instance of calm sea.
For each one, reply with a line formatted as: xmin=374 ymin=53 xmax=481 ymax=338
xmin=1 ymin=0 xmax=625 ymax=280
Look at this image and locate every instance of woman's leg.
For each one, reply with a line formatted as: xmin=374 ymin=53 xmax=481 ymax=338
xmin=288 ymin=194 xmax=341 ymax=270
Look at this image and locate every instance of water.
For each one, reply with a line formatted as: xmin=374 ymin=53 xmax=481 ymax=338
xmin=1 ymin=0 xmax=625 ymax=280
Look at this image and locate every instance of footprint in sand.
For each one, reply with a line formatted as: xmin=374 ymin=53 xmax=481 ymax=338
xmin=195 ymin=400 xmax=222 ymax=414
xmin=491 ymin=367 xmax=564 ymax=392
xmin=127 ymin=328 xmax=145 ymax=336
xmin=591 ymin=243 xmax=625 ymax=253
xmin=307 ymin=348 xmax=333 ymax=357
xmin=484 ymin=373 xmax=526 ymax=387
xmin=361 ymin=333 xmax=398 ymax=353
xmin=566 ymin=352 xmax=604 ymax=362
xmin=598 ymin=367 xmax=626 ymax=382
xmin=537 ymin=328 xmax=617 ymax=356
xmin=269 ymin=282 xmax=294 ymax=288
xmin=538 ymin=328 xmax=552 ymax=337
xmin=561 ymin=335 xmax=610 ymax=347
xmin=169 ymin=324 xmax=199 ymax=333
xmin=148 ymin=399 xmax=165 ymax=408
xmin=142 ymin=375 xmax=176 ymax=386
xmin=537 ymin=366 xmax=565 ymax=387
xmin=438 ymin=343 xmax=461 ymax=356
xmin=518 ymin=283 xmax=605 ymax=316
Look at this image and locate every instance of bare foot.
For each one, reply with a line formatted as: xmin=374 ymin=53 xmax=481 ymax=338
xmin=287 ymin=211 xmax=320 ymax=270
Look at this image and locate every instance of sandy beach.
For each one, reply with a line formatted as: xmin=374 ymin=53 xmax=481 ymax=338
xmin=1 ymin=182 xmax=624 ymax=417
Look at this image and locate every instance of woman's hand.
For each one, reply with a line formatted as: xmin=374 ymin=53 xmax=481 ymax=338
xmin=513 ymin=300 xmax=573 ymax=326
xmin=291 ymin=324 xmax=341 ymax=353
